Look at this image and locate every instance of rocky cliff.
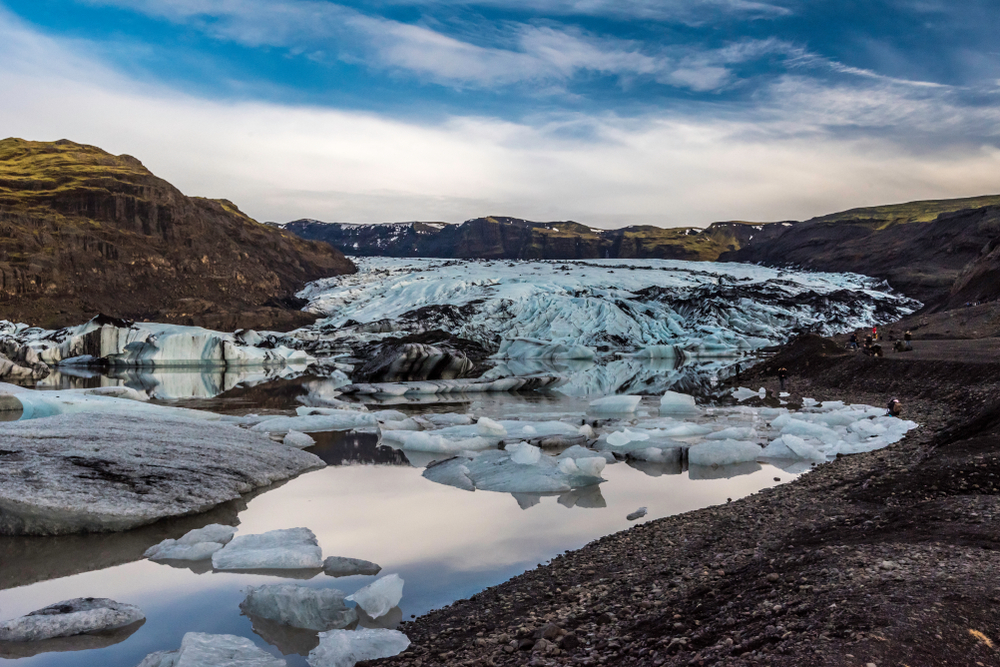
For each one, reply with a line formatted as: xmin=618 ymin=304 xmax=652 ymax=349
xmin=281 ymin=216 xmax=759 ymax=262
xmin=0 ymin=138 xmax=355 ymax=329
xmin=720 ymin=198 xmax=1000 ymax=309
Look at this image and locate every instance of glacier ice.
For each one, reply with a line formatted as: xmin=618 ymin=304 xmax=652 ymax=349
xmin=345 ymin=574 xmax=404 ymax=619
xmin=508 ymin=442 xmax=542 ymax=465
xmin=240 ymin=584 xmax=356 ymax=631
xmin=284 ymin=430 xmax=317 ymax=449
xmin=144 ymin=524 xmax=236 ymax=561
xmin=423 ymin=448 xmax=606 ymax=494
xmin=135 ymin=632 xmax=285 ymax=667
xmin=307 ymin=627 xmax=410 ymax=667
xmin=212 ymin=528 xmax=324 ymax=571
xmin=659 ymin=390 xmax=699 ymax=414
xmin=251 ymin=412 xmax=378 ymax=435
xmin=588 ymin=395 xmax=642 ymax=414
xmin=688 ymin=440 xmax=762 ymax=467
xmin=0 ymin=411 xmax=324 ymax=536
xmin=606 ymin=428 xmax=650 ymax=447
xmin=0 ymin=598 xmax=144 ymax=642
xmin=323 ymin=557 xmax=382 ymax=577
xmin=476 ymin=417 xmax=507 ymax=436
xmin=295 ymin=257 xmax=919 ymax=359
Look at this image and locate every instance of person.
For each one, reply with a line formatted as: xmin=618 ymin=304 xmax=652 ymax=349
xmin=777 ymin=366 xmax=789 ymax=392
xmin=904 ymin=330 xmax=912 ymax=351
xmin=872 ymin=343 xmax=883 ymax=357
xmin=849 ymin=332 xmax=859 ymax=350
xmin=886 ymin=398 xmax=902 ymax=417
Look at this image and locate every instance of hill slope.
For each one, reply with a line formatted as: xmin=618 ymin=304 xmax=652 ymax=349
xmin=0 ymin=138 xmax=355 ymax=329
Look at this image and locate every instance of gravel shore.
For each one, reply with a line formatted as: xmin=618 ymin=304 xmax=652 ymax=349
xmin=372 ymin=336 xmax=1000 ymax=667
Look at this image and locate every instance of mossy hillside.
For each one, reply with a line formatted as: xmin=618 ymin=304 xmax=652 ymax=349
xmin=0 ymin=137 xmax=354 ymax=329
xmin=807 ymin=195 xmax=1000 ymax=229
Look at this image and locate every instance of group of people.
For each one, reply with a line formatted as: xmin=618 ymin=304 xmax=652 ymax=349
xmin=847 ymin=327 xmax=912 ymax=355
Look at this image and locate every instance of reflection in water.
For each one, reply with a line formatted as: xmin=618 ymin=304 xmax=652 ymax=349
xmin=306 ymin=432 xmax=410 ymax=467
xmin=511 ymin=485 xmax=606 ymax=511
xmin=688 ymin=461 xmax=762 ymax=480
xmin=0 ymin=620 xmax=145 ymax=659
xmin=244 ymin=612 xmax=322 ymax=656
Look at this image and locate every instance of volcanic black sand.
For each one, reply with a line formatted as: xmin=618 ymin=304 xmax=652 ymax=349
xmin=370 ymin=334 xmax=1000 ymax=667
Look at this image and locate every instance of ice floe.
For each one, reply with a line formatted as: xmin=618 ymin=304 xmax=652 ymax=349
xmin=212 ymin=528 xmax=324 ymax=571
xmin=659 ymin=390 xmax=699 ymax=414
xmin=307 ymin=627 xmax=410 ymax=667
xmin=345 ymin=574 xmax=404 ymax=619
xmin=423 ymin=448 xmax=606 ymax=494
xmin=323 ymin=557 xmax=382 ymax=577
xmin=589 ymin=395 xmax=642 ymax=414
xmin=136 ymin=632 xmax=285 ymax=667
xmin=240 ymin=584 xmax=357 ymax=631
xmin=144 ymin=524 xmax=236 ymax=561
xmin=0 ymin=598 xmax=143 ymax=642
xmin=0 ymin=411 xmax=323 ymax=535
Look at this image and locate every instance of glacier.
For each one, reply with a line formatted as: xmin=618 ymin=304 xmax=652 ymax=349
xmin=295 ymin=257 xmax=919 ymax=359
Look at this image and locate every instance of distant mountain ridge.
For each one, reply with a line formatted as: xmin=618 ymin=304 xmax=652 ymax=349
xmin=281 ymin=194 xmax=1000 ymax=309
xmin=281 ymin=216 xmax=764 ymax=262
xmin=0 ymin=138 xmax=355 ymax=329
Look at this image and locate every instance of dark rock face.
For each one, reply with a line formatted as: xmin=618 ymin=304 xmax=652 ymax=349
xmin=282 ymin=217 xmax=759 ymax=262
xmin=0 ymin=138 xmax=355 ymax=330
xmin=354 ymin=342 xmax=475 ymax=382
xmin=721 ymin=205 xmax=1000 ymax=309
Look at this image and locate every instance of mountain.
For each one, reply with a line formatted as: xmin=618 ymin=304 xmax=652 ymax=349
xmin=283 ymin=195 xmax=1000 ymax=309
xmin=0 ymin=138 xmax=355 ymax=329
xmin=280 ymin=216 xmax=762 ymax=261
xmin=720 ymin=197 xmax=1000 ymax=308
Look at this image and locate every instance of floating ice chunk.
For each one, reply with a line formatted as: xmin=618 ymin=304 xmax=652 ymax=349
xmin=420 ymin=413 xmax=474 ymax=427
xmin=632 ymin=345 xmax=677 ymax=359
xmin=589 ymin=395 xmax=642 ymax=414
xmin=0 ymin=598 xmax=144 ymax=642
xmin=606 ymin=428 xmax=650 ymax=447
xmin=659 ymin=391 xmax=699 ymax=414
xmin=688 ymin=440 xmax=762 ymax=467
xmin=283 ymin=430 xmax=316 ymax=449
xmin=627 ymin=446 xmax=683 ymax=465
xmin=372 ymin=410 xmax=407 ymax=422
xmin=574 ymin=456 xmax=606 ymax=477
xmin=557 ymin=458 xmax=580 ymax=475
xmin=307 ymin=627 xmax=410 ymax=667
xmin=477 ymin=417 xmax=507 ymax=437
xmin=706 ymin=426 xmax=757 ymax=441
xmin=345 ymin=574 xmax=404 ymax=619
xmin=378 ymin=417 xmax=421 ymax=431
xmin=381 ymin=430 xmax=493 ymax=453
xmin=508 ymin=443 xmax=542 ymax=465
xmin=732 ymin=387 xmax=766 ymax=401
xmin=240 ymin=584 xmax=356 ymax=631
xmin=135 ymin=632 xmax=285 ymax=667
xmin=424 ymin=449 xmax=605 ymax=494
xmin=323 ymin=557 xmax=382 ymax=577
xmin=627 ymin=507 xmax=647 ymax=521
xmin=578 ymin=424 xmax=595 ymax=439
xmin=778 ymin=418 xmax=841 ymax=445
xmin=212 ymin=528 xmax=323 ymax=571
xmin=144 ymin=524 xmax=236 ymax=561
xmin=251 ymin=413 xmax=377 ymax=435
xmin=761 ymin=435 xmax=826 ymax=461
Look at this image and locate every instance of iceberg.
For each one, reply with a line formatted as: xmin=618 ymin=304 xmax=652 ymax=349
xmin=284 ymin=430 xmax=317 ymax=449
xmin=423 ymin=448 xmax=606 ymax=494
xmin=240 ymin=584 xmax=356 ymax=631
xmin=0 ymin=412 xmax=323 ymax=536
xmin=659 ymin=390 xmax=699 ymax=414
xmin=212 ymin=528 xmax=324 ymax=571
xmin=135 ymin=632 xmax=286 ymax=667
xmin=588 ymin=395 xmax=642 ymax=414
xmin=345 ymin=574 xmax=404 ymax=619
xmin=0 ymin=598 xmax=144 ymax=642
xmin=323 ymin=557 xmax=382 ymax=577
xmin=606 ymin=428 xmax=650 ymax=447
xmin=251 ymin=412 xmax=378 ymax=435
xmin=144 ymin=524 xmax=236 ymax=561
xmin=307 ymin=627 xmax=410 ymax=667
xmin=688 ymin=440 xmax=762 ymax=467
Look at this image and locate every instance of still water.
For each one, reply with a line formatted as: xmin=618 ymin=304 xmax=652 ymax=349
xmin=0 ymin=369 xmax=793 ymax=666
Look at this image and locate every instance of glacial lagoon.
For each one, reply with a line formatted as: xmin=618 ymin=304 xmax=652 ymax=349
xmin=0 ymin=363 xmax=808 ymax=667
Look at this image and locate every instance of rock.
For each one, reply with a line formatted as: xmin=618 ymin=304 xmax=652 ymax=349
xmin=144 ymin=524 xmax=236 ymax=561
xmin=323 ymin=556 xmax=382 ymax=577
xmin=766 ymin=573 xmax=780 ymax=582
xmin=240 ymin=584 xmax=357 ymax=631
xmin=212 ymin=528 xmax=324 ymax=571
xmin=135 ymin=631 xmax=286 ymax=667
xmin=0 ymin=598 xmax=143 ymax=642
xmin=345 ymin=574 xmax=405 ymax=619
xmin=307 ymin=627 xmax=410 ymax=667
xmin=0 ymin=412 xmax=324 ymax=536
xmin=627 ymin=507 xmax=648 ymax=521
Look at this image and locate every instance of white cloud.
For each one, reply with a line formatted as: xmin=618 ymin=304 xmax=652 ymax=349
xmin=375 ymin=0 xmax=793 ymax=22
xmin=1 ymin=6 xmax=998 ymax=229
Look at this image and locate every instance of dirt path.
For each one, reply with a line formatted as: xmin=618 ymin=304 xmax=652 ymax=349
xmin=370 ymin=337 xmax=1000 ymax=667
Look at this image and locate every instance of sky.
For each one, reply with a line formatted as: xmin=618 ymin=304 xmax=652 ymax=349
xmin=1 ymin=0 xmax=999 ymax=227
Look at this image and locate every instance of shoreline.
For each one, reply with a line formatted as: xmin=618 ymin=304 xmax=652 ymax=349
xmin=373 ymin=337 xmax=1000 ymax=666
